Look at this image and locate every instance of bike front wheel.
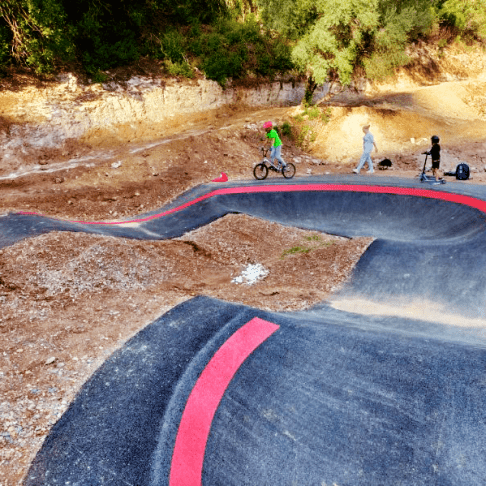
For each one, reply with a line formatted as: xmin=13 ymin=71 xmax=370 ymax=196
xmin=282 ymin=163 xmax=296 ymax=179
xmin=253 ymin=163 xmax=268 ymax=180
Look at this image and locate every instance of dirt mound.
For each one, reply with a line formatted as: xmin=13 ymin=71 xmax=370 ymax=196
xmin=0 ymin=215 xmax=371 ymax=483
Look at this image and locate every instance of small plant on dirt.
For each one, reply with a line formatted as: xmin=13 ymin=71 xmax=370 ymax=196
xmin=438 ymin=38 xmax=448 ymax=50
xmin=281 ymin=235 xmax=335 ymax=259
xmin=306 ymin=106 xmax=321 ymax=120
xmin=163 ymin=60 xmax=194 ymax=78
xmin=281 ymin=245 xmax=312 ymax=257
xmin=296 ymin=124 xmax=316 ymax=150
xmin=321 ymin=107 xmax=332 ymax=123
xmin=91 ymin=71 xmax=108 ymax=84
xmin=281 ymin=121 xmax=293 ymax=138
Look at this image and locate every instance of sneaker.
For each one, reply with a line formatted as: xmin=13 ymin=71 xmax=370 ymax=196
xmin=366 ymin=170 xmax=374 ymax=174
xmin=352 ymin=169 xmax=359 ymax=174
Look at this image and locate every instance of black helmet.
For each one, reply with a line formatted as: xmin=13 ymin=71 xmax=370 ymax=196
xmin=431 ymin=135 xmax=440 ymax=143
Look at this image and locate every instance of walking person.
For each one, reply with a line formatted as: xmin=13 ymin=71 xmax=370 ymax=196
xmin=353 ymin=124 xmax=378 ymax=174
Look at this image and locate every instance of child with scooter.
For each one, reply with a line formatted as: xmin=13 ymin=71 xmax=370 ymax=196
xmin=427 ymin=135 xmax=441 ymax=180
xmin=420 ymin=135 xmax=445 ymax=184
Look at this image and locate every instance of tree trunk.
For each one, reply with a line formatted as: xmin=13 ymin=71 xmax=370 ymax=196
xmin=304 ymin=76 xmax=318 ymax=105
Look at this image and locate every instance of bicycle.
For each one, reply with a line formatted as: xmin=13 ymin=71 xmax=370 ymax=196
xmin=253 ymin=147 xmax=296 ymax=180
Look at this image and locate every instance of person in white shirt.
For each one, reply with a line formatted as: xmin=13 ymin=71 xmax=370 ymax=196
xmin=353 ymin=124 xmax=378 ymax=174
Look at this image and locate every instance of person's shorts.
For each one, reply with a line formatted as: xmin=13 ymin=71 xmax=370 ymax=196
xmin=432 ymin=160 xmax=440 ymax=169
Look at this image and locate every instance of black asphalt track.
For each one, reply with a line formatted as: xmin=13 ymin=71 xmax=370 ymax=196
xmin=6 ymin=175 xmax=486 ymax=485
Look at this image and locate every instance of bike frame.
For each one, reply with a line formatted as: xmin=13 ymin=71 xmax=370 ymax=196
xmin=261 ymin=147 xmax=281 ymax=170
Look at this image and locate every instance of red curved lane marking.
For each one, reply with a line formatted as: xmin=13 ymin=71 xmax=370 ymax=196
xmin=17 ymin=183 xmax=486 ymax=225
xmin=169 ymin=317 xmax=279 ymax=486
xmin=17 ymin=192 xmax=215 ymax=225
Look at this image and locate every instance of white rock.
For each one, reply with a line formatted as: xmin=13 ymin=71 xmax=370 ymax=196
xmin=232 ymin=264 xmax=268 ymax=285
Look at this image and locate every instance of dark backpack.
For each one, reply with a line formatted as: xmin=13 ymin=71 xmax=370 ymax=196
xmin=456 ymin=163 xmax=470 ymax=181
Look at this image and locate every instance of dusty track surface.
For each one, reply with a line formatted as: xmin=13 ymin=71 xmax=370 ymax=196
xmin=3 ymin=72 xmax=486 ymax=483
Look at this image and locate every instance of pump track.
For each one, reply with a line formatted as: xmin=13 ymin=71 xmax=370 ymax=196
xmin=2 ymin=175 xmax=486 ymax=486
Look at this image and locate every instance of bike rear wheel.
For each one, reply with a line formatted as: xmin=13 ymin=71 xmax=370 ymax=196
xmin=253 ymin=163 xmax=268 ymax=180
xmin=282 ymin=163 xmax=296 ymax=179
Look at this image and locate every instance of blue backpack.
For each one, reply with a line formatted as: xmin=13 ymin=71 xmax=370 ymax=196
xmin=456 ymin=163 xmax=470 ymax=181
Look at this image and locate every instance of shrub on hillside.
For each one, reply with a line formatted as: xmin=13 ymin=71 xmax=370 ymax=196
xmin=437 ymin=0 xmax=486 ymax=40
xmin=191 ymin=18 xmax=292 ymax=85
xmin=160 ymin=30 xmax=187 ymax=63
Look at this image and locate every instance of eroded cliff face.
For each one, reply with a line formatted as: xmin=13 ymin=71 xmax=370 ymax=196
xmin=1 ymin=42 xmax=486 ymax=178
xmin=0 ymin=75 xmax=331 ymax=176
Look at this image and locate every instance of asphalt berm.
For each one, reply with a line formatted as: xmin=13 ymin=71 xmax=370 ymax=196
xmin=6 ymin=176 xmax=485 ymax=485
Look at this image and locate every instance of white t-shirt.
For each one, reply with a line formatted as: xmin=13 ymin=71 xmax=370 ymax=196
xmin=363 ymin=132 xmax=374 ymax=152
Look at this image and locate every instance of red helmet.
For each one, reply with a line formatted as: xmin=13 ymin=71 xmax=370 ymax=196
xmin=263 ymin=121 xmax=273 ymax=129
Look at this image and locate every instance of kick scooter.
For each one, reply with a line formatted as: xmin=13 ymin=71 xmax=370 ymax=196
xmin=419 ymin=152 xmax=446 ymax=185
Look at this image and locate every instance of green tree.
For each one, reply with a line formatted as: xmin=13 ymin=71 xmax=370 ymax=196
xmin=258 ymin=0 xmax=435 ymax=100
xmin=364 ymin=0 xmax=434 ymax=80
xmin=259 ymin=0 xmax=381 ymax=86
xmin=0 ymin=0 xmax=230 ymax=73
xmin=0 ymin=0 xmax=75 ymax=72
xmin=437 ymin=0 xmax=486 ymax=39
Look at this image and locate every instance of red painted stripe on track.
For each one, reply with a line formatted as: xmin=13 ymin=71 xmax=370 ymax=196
xmin=17 ymin=183 xmax=486 ymax=225
xmin=169 ymin=317 xmax=279 ymax=486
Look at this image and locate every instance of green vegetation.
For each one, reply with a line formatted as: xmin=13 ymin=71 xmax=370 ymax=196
xmin=287 ymin=105 xmax=332 ymax=149
xmin=0 ymin=0 xmax=291 ymax=85
xmin=280 ymin=121 xmax=293 ymax=137
xmin=281 ymin=235 xmax=335 ymax=259
xmin=258 ymin=0 xmax=486 ymax=99
xmin=0 ymin=0 xmax=485 ymax=89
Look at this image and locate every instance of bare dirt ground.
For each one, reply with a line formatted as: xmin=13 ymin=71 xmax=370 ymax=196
xmin=3 ymin=71 xmax=486 ymax=484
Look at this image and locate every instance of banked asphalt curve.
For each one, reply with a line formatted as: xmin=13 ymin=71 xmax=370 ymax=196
xmin=2 ymin=175 xmax=485 ymax=485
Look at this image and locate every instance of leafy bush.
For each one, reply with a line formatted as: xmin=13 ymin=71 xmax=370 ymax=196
xmin=0 ymin=23 xmax=10 ymax=66
xmin=91 ymin=71 xmax=108 ymax=83
xmin=164 ymin=59 xmax=194 ymax=78
xmin=81 ymin=29 xmax=140 ymax=74
xmin=0 ymin=0 xmax=75 ymax=73
xmin=192 ymin=18 xmax=292 ymax=85
xmin=201 ymin=51 xmax=244 ymax=85
xmin=438 ymin=0 xmax=486 ymax=40
xmin=363 ymin=50 xmax=411 ymax=81
xmin=281 ymin=121 xmax=293 ymax=137
xmin=160 ymin=30 xmax=186 ymax=63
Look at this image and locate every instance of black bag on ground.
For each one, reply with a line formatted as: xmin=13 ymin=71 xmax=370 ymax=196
xmin=455 ymin=163 xmax=470 ymax=180
xmin=377 ymin=158 xmax=392 ymax=170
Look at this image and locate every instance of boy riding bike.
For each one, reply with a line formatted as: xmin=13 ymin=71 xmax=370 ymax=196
xmin=263 ymin=121 xmax=287 ymax=169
